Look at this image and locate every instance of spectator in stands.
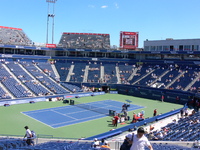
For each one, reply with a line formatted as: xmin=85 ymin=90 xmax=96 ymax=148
xmin=184 ymin=108 xmax=189 ymax=117
xmin=91 ymin=138 xmax=100 ymax=148
xmin=100 ymin=138 xmax=109 ymax=146
xmin=129 ymin=127 xmax=153 ymax=150
xmin=141 ymin=110 xmax=145 ymax=117
xmin=120 ymin=133 xmax=133 ymax=150
xmin=24 ymin=126 xmax=32 ymax=146
xmin=100 ymin=141 xmax=110 ymax=149
xmin=156 ymin=132 xmax=164 ymax=140
xmin=148 ymin=132 xmax=158 ymax=140
xmin=180 ymin=108 xmax=184 ymax=118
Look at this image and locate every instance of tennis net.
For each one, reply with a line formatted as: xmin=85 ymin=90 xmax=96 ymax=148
xmin=70 ymin=100 xmax=111 ymax=116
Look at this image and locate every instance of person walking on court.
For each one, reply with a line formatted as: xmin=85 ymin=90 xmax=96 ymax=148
xmin=153 ymin=109 xmax=157 ymax=117
xmin=121 ymin=103 xmax=127 ymax=113
xmin=129 ymin=127 xmax=153 ymax=150
xmin=24 ymin=126 xmax=32 ymax=146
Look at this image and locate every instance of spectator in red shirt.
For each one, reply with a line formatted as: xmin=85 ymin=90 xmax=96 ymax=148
xmin=161 ymin=95 xmax=164 ymax=102
xmin=153 ymin=109 xmax=157 ymax=117
xmin=132 ymin=112 xmax=137 ymax=123
xmin=113 ymin=114 xmax=120 ymax=127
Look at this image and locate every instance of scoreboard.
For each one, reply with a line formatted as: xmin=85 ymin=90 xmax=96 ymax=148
xmin=120 ymin=31 xmax=139 ymax=50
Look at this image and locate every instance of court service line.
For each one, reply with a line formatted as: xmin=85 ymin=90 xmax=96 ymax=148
xmin=51 ymin=113 xmax=104 ymax=127
xmin=50 ymin=109 xmax=78 ymax=120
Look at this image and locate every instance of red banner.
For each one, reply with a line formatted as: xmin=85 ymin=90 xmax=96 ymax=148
xmin=0 ymin=26 xmax=22 ymax=30
xmin=63 ymin=32 xmax=109 ymax=36
xmin=46 ymin=44 xmax=56 ymax=48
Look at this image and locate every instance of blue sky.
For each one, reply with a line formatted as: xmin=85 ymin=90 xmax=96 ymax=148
xmin=1 ymin=0 xmax=200 ymax=48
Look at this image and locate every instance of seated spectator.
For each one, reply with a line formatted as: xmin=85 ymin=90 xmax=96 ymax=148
xmin=91 ymin=138 xmax=100 ymax=148
xmin=100 ymin=141 xmax=110 ymax=149
xmin=120 ymin=134 xmax=133 ymax=150
xmin=149 ymin=125 xmax=154 ymax=131
xmin=148 ymin=132 xmax=158 ymax=140
xmin=156 ymin=132 xmax=164 ymax=140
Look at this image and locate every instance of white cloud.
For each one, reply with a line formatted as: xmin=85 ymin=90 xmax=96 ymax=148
xmin=101 ymin=5 xmax=108 ymax=9
xmin=114 ymin=3 xmax=119 ymax=9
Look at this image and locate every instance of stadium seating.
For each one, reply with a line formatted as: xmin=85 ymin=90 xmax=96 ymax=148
xmin=37 ymin=61 xmax=57 ymax=79
xmin=5 ymin=61 xmax=51 ymax=96
xmin=0 ymin=26 xmax=32 ymax=45
xmin=145 ymin=143 xmax=198 ymax=150
xmin=54 ymin=60 xmax=71 ymax=81
xmin=1 ymin=138 xmax=111 ymax=150
xmin=59 ymin=33 xmax=110 ymax=49
xmin=0 ymin=138 xmax=27 ymax=150
xmin=146 ymin=112 xmax=200 ymax=142
xmin=69 ymin=61 xmax=86 ymax=83
xmin=21 ymin=61 xmax=70 ymax=94
xmin=0 ymin=63 xmax=30 ymax=98
xmin=88 ymin=62 xmax=101 ymax=83
xmin=103 ymin=62 xmax=117 ymax=83
xmin=1 ymin=59 xmax=200 ymax=98
xmin=118 ymin=62 xmax=135 ymax=84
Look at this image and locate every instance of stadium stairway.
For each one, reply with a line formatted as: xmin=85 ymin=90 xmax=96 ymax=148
xmin=83 ymin=65 xmax=89 ymax=83
xmin=35 ymin=64 xmax=71 ymax=93
xmin=132 ymin=69 xmax=155 ymax=85
xmin=115 ymin=66 xmax=121 ymax=84
xmin=127 ymin=67 xmax=138 ymax=81
xmin=100 ymin=65 xmax=104 ymax=81
xmin=148 ymin=69 xmax=170 ymax=87
xmin=51 ymin=64 xmax=60 ymax=81
xmin=66 ymin=64 xmax=74 ymax=82
xmin=18 ymin=62 xmax=52 ymax=95
xmin=165 ymin=71 xmax=186 ymax=89
xmin=184 ymin=71 xmax=200 ymax=91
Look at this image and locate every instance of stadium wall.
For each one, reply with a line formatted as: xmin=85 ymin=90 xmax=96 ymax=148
xmin=71 ymin=82 xmax=193 ymax=105
xmin=0 ymin=97 xmax=46 ymax=106
xmin=116 ymin=84 xmax=193 ymax=105
xmin=0 ymin=92 xmax=105 ymax=106
xmin=63 ymin=81 xmax=194 ymax=105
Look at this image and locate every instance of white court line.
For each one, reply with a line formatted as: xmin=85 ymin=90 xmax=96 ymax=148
xmin=23 ymin=105 xmax=87 ymax=115
xmin=23 ymin=109 xmax=52 ymax=114
xmin=51 ymin=113 xmax=104 ymax=127
xmin=50 ymin=109 xmax=78 ymax=120
xmin=52 ymin=114 xmax=109 ymax=129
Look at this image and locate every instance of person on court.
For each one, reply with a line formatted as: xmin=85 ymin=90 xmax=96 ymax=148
xmin=153 ymin=109 xmax=157 ymax=117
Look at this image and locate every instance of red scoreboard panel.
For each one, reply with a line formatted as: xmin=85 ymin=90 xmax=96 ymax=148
xmin=120 ymin=31 xmax=139 ymax=50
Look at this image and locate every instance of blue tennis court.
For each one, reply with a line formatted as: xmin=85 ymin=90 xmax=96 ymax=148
xmin=22 ymin=100 xmax=144 ymax=128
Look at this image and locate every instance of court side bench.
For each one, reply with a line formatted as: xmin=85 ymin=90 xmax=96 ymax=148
xmin=85 ymin=130 xmax=122 ymax=140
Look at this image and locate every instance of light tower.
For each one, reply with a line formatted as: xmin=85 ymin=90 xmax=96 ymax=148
xmin=46 ymin=0 xmax=57 ymax=44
